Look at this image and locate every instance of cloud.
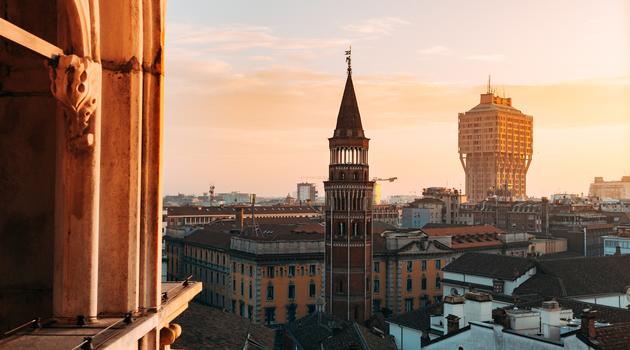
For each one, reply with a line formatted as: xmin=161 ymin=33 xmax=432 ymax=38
xmin=167 ymin=22 xmax=346 ymax=53
xmin=418 ymin=46 xmax=451 ymax=55
xmin=342 ymin=17 xmax=410 ymax=37
xmin=249 ymin=55 xmax=274 ymax=62
xmin=465 ymin=54 xmax=505 ymax=62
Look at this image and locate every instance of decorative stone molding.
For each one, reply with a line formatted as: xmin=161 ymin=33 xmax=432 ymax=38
xmin=49 ymin=54 xmax=101 ymax=152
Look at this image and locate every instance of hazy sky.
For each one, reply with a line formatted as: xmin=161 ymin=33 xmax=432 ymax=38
xmin=164 ymin=0 xmax=630 ymax=198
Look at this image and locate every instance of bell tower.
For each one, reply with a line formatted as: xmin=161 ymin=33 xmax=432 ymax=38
xmin=324 ymin=49 xmax=374 ymax=321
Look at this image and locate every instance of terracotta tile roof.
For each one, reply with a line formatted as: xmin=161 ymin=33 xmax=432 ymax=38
xmin=450 ymin=239 xmax=502 ymax=250
xmin=423 ymin=225 xmax=505 ymax=237
xmin=165 ymin=205 xmax=321 ymax=217
xmin=592 ymin=322 xmax=630 ymax=350
xmin=172 ymin=302 xmax=276 ymax=350
xmin=181 ymin=222 xmax=325 ymax=249
xmin=442 ymin=252 xmax=536 ymax=280
xmin=285 ymin=311 xmax=396 ymax=350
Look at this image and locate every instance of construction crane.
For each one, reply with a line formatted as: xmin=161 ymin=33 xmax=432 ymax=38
xmin=372 ymin=177 xmax=398 ymax=182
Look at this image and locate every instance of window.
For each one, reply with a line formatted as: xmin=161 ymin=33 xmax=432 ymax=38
xmin=493 ymin=279 xmax=504 ymax=294
xmin=337 ymin=280 xmax=344 ymax=293
xmin=249 ymin=265 xmax=253 ymax=276
xmin=353 ymin=222 xmax=359 ymax=236
xmin=309 ymin=264 xmax=316 ymax=276
xmin=248 ymin=305 xmax=253 ymax=320
xmin=249 ymin=281 xmax=253 ymax=299
xmin=406 ymin=278 xmax=412 ymax=291
xmin=435 ymin=277 xmax=441 ymax=289
xmin=232 ymin=279 xmax=236 ymax=292
xmin=307 ymin=304 xmax=316 ymax=314
xmin=288 ymin=284 xmax=296 ymax=300
xmin=421 ymin=277 xmax=427 ymax=290
xmin=338 ymin=222 xmax=345 ymax=235
xmin=405 ymin=298 xmax=413 ymax=312
xmin=435 ymin=259 xmax=441 ymax=269
xmin=240 ymin=280 xmax=244 ymax=296
xmin=239 ymin=301 xmax=244 ymax=317
xmin=267 ymin=266 xmax=275 ymax=278
xmin=232 ymin=262 xmax=236 ymax=271
xmin=421 ymin=260 xmax=427 ymax=271
xmin=241 ymin=264 xmax=244 ymax=274
xmin=264 ymin=307 xmax=276 ymax=325
xmin=374 ymin=279 xmax=380 ymax=293
xmin=373 ymin=262 xmax=380 ymax=273
xmin=421 ymin=295 xmax=429 ymax=307
xmin=373 ymin=299 xmax=381 ymax=312
xmin=288 ymin=265 xmax=296 ymax=277
xmin=266 ymin=284 xmax=274 ymax=300
xmin=309 ymin=282 xmax=316 ymax=298
xmin=287 ymin=304 xmax=297 ymax=322
xmin=231 ymin=300 xmax=236 ymax=313
xmin=406 ymin=261 xmax=413 ymax=272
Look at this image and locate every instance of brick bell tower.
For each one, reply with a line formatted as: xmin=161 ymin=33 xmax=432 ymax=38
xmin=324 ymin=48 xmax=374 ymax=322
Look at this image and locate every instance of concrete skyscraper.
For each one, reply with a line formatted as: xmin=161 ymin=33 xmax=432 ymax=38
xmin=458 ymin=82 xmax=533 ymax=203
xmin=324 ymin=51 xmax=374 ymax=322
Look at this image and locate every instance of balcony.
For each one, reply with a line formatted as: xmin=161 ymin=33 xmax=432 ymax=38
xmin=0 ymin=282 xmax=201 ymax=349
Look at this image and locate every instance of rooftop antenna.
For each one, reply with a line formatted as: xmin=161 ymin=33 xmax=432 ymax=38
xmin=487 ymin=75 xmax=491 ymax=93
xmin=345 ymin=45 xmax=352 ymax=75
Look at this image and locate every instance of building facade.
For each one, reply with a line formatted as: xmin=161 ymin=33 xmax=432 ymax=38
xmin=324 ymin=61 xmax=374 ymax=322
xmin=589 ymin=176 xmax=630 ymax=200
xmin=458 ymin=86 xmax=533 ymax=203
xmin=164 ymin=222 xmax=325 ymax=325
xmin=297 ymin=182 xmax=318 ymax=204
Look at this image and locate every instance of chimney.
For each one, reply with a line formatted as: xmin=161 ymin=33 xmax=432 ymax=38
xmin=420 ymin=329 xmax=430 ymax=346
xmin=443 ymin=295 xmax=465 ymax=330
xmin=580 ymin=309 xmax=597 ymax=339
xmin=492 ymin=308 xmax=510 ymax=329
xmin=540 ymin=300 xmax=561 ymax=339
xmin=236 ymin=207 xmax=244 ymax=232
xmin=464 ymin=292 xmax=493 ymax=323
xmin=446 ymin=314 xmax=461 ymax=333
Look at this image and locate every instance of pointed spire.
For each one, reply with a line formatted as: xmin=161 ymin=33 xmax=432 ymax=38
xmin=333 ymin=69 xmax=364 ymax=138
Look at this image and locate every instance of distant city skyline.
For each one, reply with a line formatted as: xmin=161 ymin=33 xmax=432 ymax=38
xmin=164 ymin=0 xmax=630 ymax=198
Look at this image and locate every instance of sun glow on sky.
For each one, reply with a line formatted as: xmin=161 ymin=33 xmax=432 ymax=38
xmin=164 ymin=0 xmax=630 ymax=198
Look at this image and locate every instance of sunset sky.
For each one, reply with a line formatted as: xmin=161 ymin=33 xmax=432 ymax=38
xmin=164 ymin=0 xmax=630 ymax=199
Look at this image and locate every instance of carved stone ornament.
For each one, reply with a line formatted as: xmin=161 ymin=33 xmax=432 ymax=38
xmin=49 ymin=55 xmax=101 ymax=153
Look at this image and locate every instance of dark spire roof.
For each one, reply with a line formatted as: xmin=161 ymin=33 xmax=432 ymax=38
xmin=333 ymin=73 xmax=364 ymax=138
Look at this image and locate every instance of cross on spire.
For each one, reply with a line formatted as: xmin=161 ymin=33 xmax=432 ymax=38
xmin=345 ymin=45 xmax=352 ymax=75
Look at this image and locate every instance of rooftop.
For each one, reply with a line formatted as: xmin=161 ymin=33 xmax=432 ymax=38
xmin=422 ymin=225 xmax=505 ymax=237
xmin=514 ymin=255 xmax=630 ymax=297
xmin=442 ymin=252 xmax=536 ymax=280
xmin=285 ymin=311 xmax=396 ymax=350
xmin=172 ymin=302 xmax=275 ymax=350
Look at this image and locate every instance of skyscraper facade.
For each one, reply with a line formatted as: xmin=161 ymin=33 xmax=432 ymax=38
xmin=324 ymin=59 xmax=374 ymax=322
xmin=458 ymin=86 xmax=533 ymax=203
